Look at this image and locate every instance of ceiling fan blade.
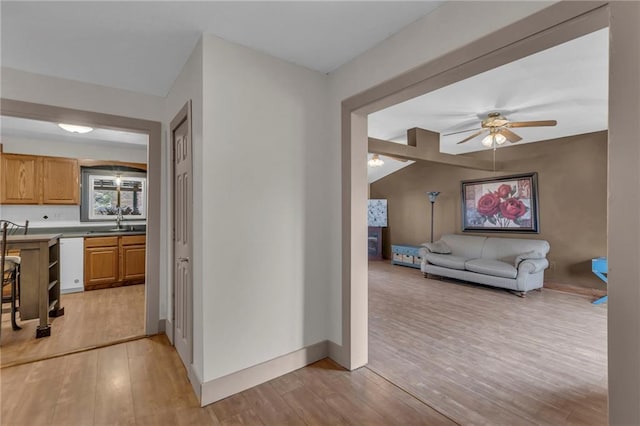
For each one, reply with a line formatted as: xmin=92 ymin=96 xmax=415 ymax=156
xmin=499 ymin=128 xmax=522 ymax=143
xmin=457 ymin=129 xmax=487 ymax=144
xmin=507 ymin=120 xmax=557 ymax=128
xmin=444 ymin=127 xmax=482 ymax=137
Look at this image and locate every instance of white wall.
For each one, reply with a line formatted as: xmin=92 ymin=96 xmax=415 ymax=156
xmin=325 ymin=0 xmax=555 ymax=343
xmin=164 ymin=38 xmax=204 ymax=380
xmin=199 ymin=35 xmax=330 ymax=382
xmin=1 ymin=67 xmax=164 ymax=120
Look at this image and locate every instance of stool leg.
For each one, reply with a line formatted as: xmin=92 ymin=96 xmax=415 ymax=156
xmin=10 ymin=271 xmax=21 ymax=331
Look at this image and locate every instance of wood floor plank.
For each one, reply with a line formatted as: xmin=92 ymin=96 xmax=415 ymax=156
xmin=281 ymin=387 xmax=349 ymax=425
xmin=242 ymin=382 xmax=307 ymax=425
xmin=94 ymin=344 xmax=136 ymax=426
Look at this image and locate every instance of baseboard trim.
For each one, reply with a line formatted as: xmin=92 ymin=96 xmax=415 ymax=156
xmin=328 ymin=340 xmax=349 ymax=369
xmin=188 ymin=364 xmax=203 ymax=402
xmin=164 ymin=319 xmax=174 ymax=343
xmin=544 ymin=281 xmax=606 ymax=298
xmin=200 ymin=340 xmax=328 ymax=406
xmin=158 ymin=319 xmax=167 ymax=334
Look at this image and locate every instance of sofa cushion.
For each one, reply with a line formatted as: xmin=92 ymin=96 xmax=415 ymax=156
xmin=422 ymin=240 xmax=452 ymax=254
xmin=465 ymin=258 xmax=518 ymax=279
xmin=481 ymin=237 xmax=550 ymax=264
xmin=424 ymin=253 xmax=468 ymax=270
xmin=439 ymin=234 xmax=487 ymax=259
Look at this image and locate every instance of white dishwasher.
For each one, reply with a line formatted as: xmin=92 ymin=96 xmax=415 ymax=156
xmin=60 ymin=237 xmax=84 ymax=294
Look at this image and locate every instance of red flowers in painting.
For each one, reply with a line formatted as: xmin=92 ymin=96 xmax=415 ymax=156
xmin=497 ymin=184 xmax=512 ymax=199
xmin=477 ymin=193 xmax=501 ymax=216
xmin=476 ymin=183 xmax=528 ymax=227
xmin=500 ymin=198 xmax=527 ymax=220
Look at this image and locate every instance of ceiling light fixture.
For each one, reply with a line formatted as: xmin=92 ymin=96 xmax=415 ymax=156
xmin=368 ymin=154 xmax=384 ymax=167
xmin=58 ymin=123 xmax=94 ymax=134
xmin=481 ymin=132 xmax=507 ymax=148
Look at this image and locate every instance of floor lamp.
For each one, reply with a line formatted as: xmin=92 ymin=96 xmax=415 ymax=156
xmin=427 ymin=191 xmax=440 ymax=243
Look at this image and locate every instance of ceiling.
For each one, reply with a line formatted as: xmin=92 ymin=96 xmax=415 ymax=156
xmin=1 ymin=1 xmax=443 ymax=97
xmin=366 ymin=27 xmax=608 ymax=182
xmin=368 ymin=28 xmax=609 ymax=156
xmin=0 ymin=116 xmax=148 ymax=148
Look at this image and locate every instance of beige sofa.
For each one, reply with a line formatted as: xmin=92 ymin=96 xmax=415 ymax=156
xmin=420 ymin=234 xmax=550 ymax=295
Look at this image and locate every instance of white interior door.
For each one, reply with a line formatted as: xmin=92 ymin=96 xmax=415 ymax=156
xmin=172 ymin=101 xmax=193 ymax=370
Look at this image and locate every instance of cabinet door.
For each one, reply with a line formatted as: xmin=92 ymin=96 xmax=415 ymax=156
xmin=0 ymin=153 xmax=41 ymax=204
xmin=84 ymin=246 xmax=119 ymax=288
xmin=120 ymin=244 xmax=146 ymax=282
xmin=42 ymin=157 xmax=79 ymax=204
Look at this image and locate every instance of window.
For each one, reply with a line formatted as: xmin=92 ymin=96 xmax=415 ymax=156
xmin=81 ymin=167 xmax=147 ymax=222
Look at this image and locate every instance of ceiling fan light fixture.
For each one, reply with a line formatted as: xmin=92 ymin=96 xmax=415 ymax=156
xmin=58 ymin=123 xmax=94 ymax=134
xmin=481 ymin=132 xmax=507 ymax=147
xmin=368 ymin=154 xmax=384 ymax=167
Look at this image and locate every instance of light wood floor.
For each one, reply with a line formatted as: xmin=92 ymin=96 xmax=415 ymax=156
xmin=0 ymin=264 xmax=607 ymax=425
xmin=0 ymin=334 xmax=455 ymax=426
xmin=368 ymin=261 xmax=608 ymax=426
xmin=1 ymin=285 xmax=145 ymax=367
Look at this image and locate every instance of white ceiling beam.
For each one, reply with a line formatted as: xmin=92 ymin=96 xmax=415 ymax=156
xmin=368 ymin=127 xmax=494 ymax=170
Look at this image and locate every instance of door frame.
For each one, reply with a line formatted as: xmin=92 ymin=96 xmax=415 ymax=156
xmin=0 ymin=98 xmax=162 ymax=334
xmin=169 ymin=100 xmax=193 ymax=366
xmin=340 ymin=1 xmax=640 ymax=423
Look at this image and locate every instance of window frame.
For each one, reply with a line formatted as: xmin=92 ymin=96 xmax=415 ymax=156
xmin=80 ymin=166 xmax=147 ymax=222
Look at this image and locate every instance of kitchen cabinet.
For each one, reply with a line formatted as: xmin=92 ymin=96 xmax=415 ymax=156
xmin=120 ymin=235 xmax=146 ymax=281
xmin=0 ymin=153 xmax=41 ymax=204
xmin=84 ymin=235 xmax=146 ymax=290
xmin=84 ymin=237 xmax=119 ymax=289
xmin=0 ymin=153 xmax=79 ymax=205
xmin=42 ymin=156 xmax=79 ymax=204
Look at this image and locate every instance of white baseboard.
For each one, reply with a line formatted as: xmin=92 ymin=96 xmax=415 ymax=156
xmin=189 ymin=364 xmax=203 ymax=402
xmin=162 ymin=319 xmax=174 ymax=343
xmin=328 ymin=340 xmax=349 ymax=369
xmin=200 ymin=340 xmax=329 ymax=406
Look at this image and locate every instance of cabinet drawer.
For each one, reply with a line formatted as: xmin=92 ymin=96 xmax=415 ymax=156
xmin=392 ymin=253 xmax=403 ymax=262
xmin=121 ymin=235 xmax=146 ymax=246
xmin=413 ymin=256 xmax=423 ymax=265
xmin=85 ymin=236 xmax=118 ymax=248
xmin=402 ymin=254 xmax=414 ymax=263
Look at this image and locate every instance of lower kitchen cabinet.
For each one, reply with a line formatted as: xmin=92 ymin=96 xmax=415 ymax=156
xmin=84 ymin=235 xmax=146 ymax=290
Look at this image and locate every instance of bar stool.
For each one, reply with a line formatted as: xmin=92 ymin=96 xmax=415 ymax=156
xmin=1 ymin=220 xmax=29 ymax=338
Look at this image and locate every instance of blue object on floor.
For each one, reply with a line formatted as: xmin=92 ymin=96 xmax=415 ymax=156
xmin=591 ymin=257 xmax=608 ymax=305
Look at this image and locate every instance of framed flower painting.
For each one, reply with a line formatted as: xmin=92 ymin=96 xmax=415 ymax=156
xmin=461 ymin=172 xmax=539 ymax=233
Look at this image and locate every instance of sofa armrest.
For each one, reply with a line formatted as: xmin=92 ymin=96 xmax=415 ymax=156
xmin=418 ymin=247 xmax=429 ymax=257
xmin=518 ymin=258 xmax=549 ymax=274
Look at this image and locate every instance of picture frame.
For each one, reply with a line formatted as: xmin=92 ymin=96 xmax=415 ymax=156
xmin=461 ymin=172 xmax=539 ymax=233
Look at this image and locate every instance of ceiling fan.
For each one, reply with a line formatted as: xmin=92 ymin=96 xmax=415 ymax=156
xmin=446 ymin=112 xmax=557 ymax=147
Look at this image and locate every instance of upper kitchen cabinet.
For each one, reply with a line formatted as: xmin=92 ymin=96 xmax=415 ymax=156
xmin=42 ymin=156 xmax=79 ymax=204
xmin=1 ymin=153 xmax=41 ymax=204
xmin=0 ymin=152 xmax=79 ymax=205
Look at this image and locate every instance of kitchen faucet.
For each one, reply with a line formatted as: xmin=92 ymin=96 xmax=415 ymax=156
xmin=116 ymin=207 xmax=124 ymax=230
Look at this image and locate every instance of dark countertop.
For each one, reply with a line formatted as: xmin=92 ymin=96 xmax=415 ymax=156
xmin=27 ymin=225 xmax=146 ymax=238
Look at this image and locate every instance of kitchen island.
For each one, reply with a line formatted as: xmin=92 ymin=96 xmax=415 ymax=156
xmin=7 ymin=233 xmax=64 ymax=338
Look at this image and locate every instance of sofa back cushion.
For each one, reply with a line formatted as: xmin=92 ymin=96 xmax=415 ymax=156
xmin=481 ymin=237 xmax=550 ymax=264
xmin=440 ymin=234 xmax=486 ymax=259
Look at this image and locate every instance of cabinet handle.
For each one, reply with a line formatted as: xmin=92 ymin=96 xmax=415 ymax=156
xmin=178 ymin=257 xmax=189 ymax=263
